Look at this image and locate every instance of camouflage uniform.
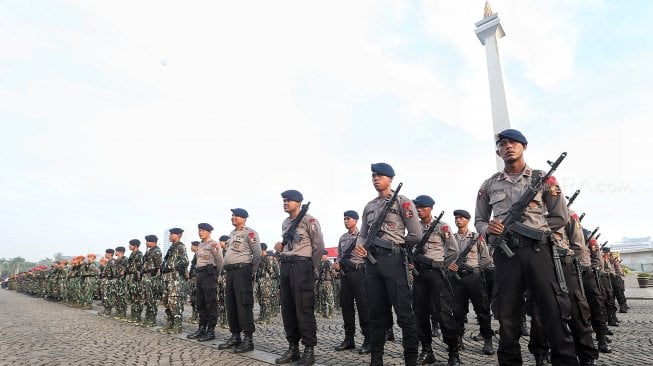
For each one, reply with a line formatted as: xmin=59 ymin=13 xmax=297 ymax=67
xmin=113 ymin=255 xmax=129 ymax=319
xmin=188 ymin=253 xmax=198 ymax=323
xmin=317 ymin=258 xmax=335 ymax=318
xmin=100 ymin=258 xmax=117 ymax=316
xmin=126 ymin=249 xmax=144 ymax=323
xmin=217 ymin=267 xmax=227 ymax=328
xmin=160 ymin=240 xmax=189 ymax=333
xmin=57 ymin=263 xmax=69 ymax=303
xmin=80 ymin=259 xmax=100 ymax=309
xmin=256 ymin=254 xmax=278 ymax=324
xmin=141 ymin=244 xmax=163 ymax=327
xmin=68 ymin=262 xmax=81 ymax=306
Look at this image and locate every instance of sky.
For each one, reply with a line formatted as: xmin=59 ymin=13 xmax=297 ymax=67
xmin=1 ymin=1 xmax=651 ymax=262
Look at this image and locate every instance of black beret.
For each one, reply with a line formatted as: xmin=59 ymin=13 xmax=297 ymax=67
xmin=602 ymin=247 xmax=611 ymax=253
xmin=231 ymin=208 xmax=249 ymax=218
xmin=453 ymin=209 xmax=471 ymax=219
xmin=413 ymin=195 xmax=435 ymax=207
xmin=281 ymin=189 xmax=303 ymax=202
xmin=496 ymin=128 xmax=528 ymax=145
xmin=191 ymin=241 xmax=200 ymax=246
xmin=260 ymin=242 xmax=268 ymax=250
xmin=219 ymin=235 xmax=230 ymax=242
xmin=115 ymin=246 xmax=126 ymax=253
xmin=105 ymin=248 xmax=115 ymax=254
xmin=322 ymin=249 xmax=329 ymax=255
xmin=169 ymin=227 xmax=184 ymax=235
xmin=129 ymin=239 xmax=141 ymax=246
xmin=145 ymin=235 xmax=158 ymax=243
xmin=198 ymin=223 xmax=214 ymax=232
xmin=371 ymin=162 xmax=395 ymax=177
xmin=344 ymin=210 xmax=359 ymax=220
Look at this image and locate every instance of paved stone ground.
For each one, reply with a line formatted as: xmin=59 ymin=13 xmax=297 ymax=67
xmin=1 ymin=276 xmax=652 ymax=365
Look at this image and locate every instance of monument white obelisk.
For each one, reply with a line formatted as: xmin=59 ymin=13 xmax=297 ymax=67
xmin=475 ymin=2 xmax=510 ymax=170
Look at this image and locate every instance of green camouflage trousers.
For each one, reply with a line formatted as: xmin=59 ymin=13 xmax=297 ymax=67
xmin=126 ymin=274 xmax=143 ymax=316
xmin=142 ymin=274 xmax=160 ymax=321
xmin=216 ymin=281 xmax=226 ymax=327
xmin=113 ymin=278 xmax=127 ymax=315
xmin=256 ymin=277 xmax=275 ymax=322
xmin=318 ymin=280 xmax=335 ymax=318
xmin=162 ymin=272 xmax=185 ymax=321
xmin=81 ymin=276 xmax=97 ymax=305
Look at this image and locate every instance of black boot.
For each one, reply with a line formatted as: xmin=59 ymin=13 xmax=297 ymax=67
xmin=198 ymin=327 xmax=216 ymax=342
xmin=597 ymin=334 xmax=612 ymax=353
xmin=234 ymin=334 xmax=254 ymax=353
xmin=187 ymin=325 xmax=206 ymax=340
xmin=608 ymin=313 xmax=619 ymax=327
xmin=335 ymin=338 xmax=355 ymax=351
xmin=218 ymin=333 xmax=242 ymax=349
xmin=534 ymin=353 xmax=546 ymax=366
xmin=358 ymin=337 xmax=371 ymax=355
xmin=619 ymin=304 xmax=628 ymax=313
xmin=580 ymin=358 xmax=597 ymax=366
xmin=385 ymin=328 xmax=395 ymax=341
xmin=447 ymin=349 xmax=460 ymax=366
xmin=417 ymin=345 xmax=435 ymax=365
xmin=405 ymin=353 xmax=418 ymax=366
xmin=482 ymin=337 xmax=495 ymax=355
xmin=605 ymin=326 xmax=613 ymax=335
xmin=297 ymin=346 xmax=315 ymax=366
xmin=370 ymin=352 xmax=383 ymax=366
xmin=431 ymin=321 xmax=440 ymax=337
xmin=275 ymin=343 xmax=300 ymax=364
xmin=457 ymin=336 xmax=465 ymax=351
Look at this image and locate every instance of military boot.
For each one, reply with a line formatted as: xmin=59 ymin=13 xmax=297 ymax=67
xmin=159 ymin=316 xmax=174 ymax=333
xmin=607 ymin=313 xmax=619 ymax=327
xmin=446 ymin=349 xmax=461 ymax=366
xmin=198 ymin=326 xmax=216 ymax=342
xmin=534 ymin=353 xmax=546 ymax=366
xmin=187 ymin=325 xmax=207 ymax=340
xmin=358 ymin=337 xmax=371 ymax=355
xmin=218 ymin=333 xmax=242 ymax=349
xmin=482 ymin=337 xmax=495 ymax=355
xmin=234 ymin=334 xmax=254 ymax=353
xmin=370 ymin=352 xmax=383 ymax=366
xmin=417 ymin=344 xmax=436 ymax=365
xmin=190 ymin=308 xmax=199 ymax=324
xmin=167 ymin=318 xmax=182 ymax=334
xmin=579 ymin=358 xmax=597 ymax=366
xmin=385 ymin=328 xmax=395 ymax=341
xmin=619 ymin=303 xmax=628 ymax=313
xmin=457 ymin=336 xmax=465 ymax=351
xmin=297 ymin=346 xmax=315 ymax=366
xmin=275 ymin=343 xmax=300 ymax=364
xmin=334 ymin=338 xmax=355 ymax=351
xmin=133 ymin=314 xmax=142 ymax=325
xmin=431 ymin=321 xmax=440 ymax=337
xmin=597 ymin=334 xmax=612 ymax=353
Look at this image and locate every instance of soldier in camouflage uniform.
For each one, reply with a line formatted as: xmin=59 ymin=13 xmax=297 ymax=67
xmin=141 ymin=235 xmax=163 ymax=327
xmin=100 ymin=248 xmax=116 ymax=316
xmin=112 ymin=246 xmax=129 ymax=320
xmin=160 ymin=228 xmax=189 ymax=334
xmin=80 ymin=254 xmax=99 ymax=309
xmin=270 ymin=252 xmax=281 ymax=318
xmin=126 ymin=239 xmax=144 ymax=323
xmin=256 ymin=243 xmax=276 ymax=324
xmin=188 ymin=241 xmax=200 ymax=324
xmin=46 ymin=262 xmax=60 ymax=301
xmin=68 ymin=257 xmax=81 ymax=306
xmin=97 ymin=257 xmax=107 ymax=302
xmin=57 ymin=259 xmax=69 ymax=303
xmin=317 ymin=250 xmax=335 ymax=318
xmin=217 ymin=235 xmax=230 ymax=329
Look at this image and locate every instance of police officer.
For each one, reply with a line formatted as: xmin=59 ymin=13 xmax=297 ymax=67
xmin=333 ymin=210 xmax=370 ymax=355
xmin=353 ymin=163 xmax=422 ymax=366
xmin=411 ymin=194 xmax=461 ymax=366
xmin=475 ymin=129 xmax=577 ymax=365
xmin=274 ymin=190 xmax=325 ymax=366
xmin=218 ymin=208 xmax=261 ymax=353
xmin=187 ymin=223 xmax=223 ymax=342
xmin=583 ymin=233 xmax=611 ymax=353
xmin=451 ymin=209 xmax=495 ymax=356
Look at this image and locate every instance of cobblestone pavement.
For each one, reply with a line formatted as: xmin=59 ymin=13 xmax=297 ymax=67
xmin=1 ymin=287 xmax=652 ymax=365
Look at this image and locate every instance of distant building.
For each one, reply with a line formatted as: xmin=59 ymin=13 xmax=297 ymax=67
xmin=609 ymin=237 xmax=653 ymax=252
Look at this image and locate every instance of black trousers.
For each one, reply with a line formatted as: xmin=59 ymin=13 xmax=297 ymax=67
xmin=196 ymin=270 xmax=218 ymax=328
xmin=563 ymin=264 xmax=597 ymax=361
xmin=610 ymin=274 xmax=626 ymax=306
xmin=339 ymin=267 xmax=369 ymax=340
xmin=225 ymin=265 xmax=255 ymax=335
xmin=600 ymin=275 xmax=616 ymax=315
xmin=413 ymin=263 xmax=460 ymax=350
xmin=582 ymin=270 xmax=607 ymax=337
xmin=453 ymin=270 xmax=493 ymax=339
xmin=279 ymin=258 xmax=317 ymax=346
xmin=493 ymin=240 xmax=577 ymax=366
xmin=366 ymin=250 xmax=418 ymax=361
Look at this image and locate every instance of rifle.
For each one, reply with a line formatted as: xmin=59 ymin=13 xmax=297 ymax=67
xmin=282 ymin=202 xmax=311 ymax=251
xmin=566 ymin=189 xmax=580 ymax=207
xmin=573 ymin=257 xmax=585 ymax=297
xmin=405 ymin=211 xmax=444 ymax=278
xmin=578 ymin=213 xmax=585 ymax=222
xmin=337 ymin=235 xmax=358 ymax=277
xmin=600 ymin=241 xmax=609 ymax=250
xmin=595 ymin=233 xmax=601 ymax=241
xmin=362 ymin=183 xmax=404 ymax=264
xmin=412 ymin=211 xmax=454 ymax=294
xmin=452 ymin=233 xmax=482 ymax=281
xmin=585 ymin=227 xmax=599 ymax=245
xmin=489 ymin=152 xmax=567 ymax=257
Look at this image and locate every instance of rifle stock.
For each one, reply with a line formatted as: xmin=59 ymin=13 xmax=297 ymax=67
xmin=362 ymin=183 xmax=403 ymax=264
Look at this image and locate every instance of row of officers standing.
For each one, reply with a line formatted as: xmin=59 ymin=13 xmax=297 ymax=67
xmin=9 ymin=128 xmax=630 ymax=366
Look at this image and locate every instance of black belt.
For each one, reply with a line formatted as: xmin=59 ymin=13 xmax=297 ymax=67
xmin=342 ymin=264 xmax=364 ymax=272
xmin=458 ymin=268 xmax=480 ymax=277
xmin=279 ymin=255 xmax=311 ymax=263
xmin=224 ymin=263 xmax=252 ymax=271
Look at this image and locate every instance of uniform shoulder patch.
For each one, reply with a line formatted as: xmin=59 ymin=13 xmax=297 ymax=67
xmin=401 ymin=201 xmax=413 ymax=218
xmin=248 ymin=231 xmax=257 ymax=243
xmin=545 ymin=175 xmax=558 ymax=186
xmin=478 ymin=188 xmax=485 ymax=200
